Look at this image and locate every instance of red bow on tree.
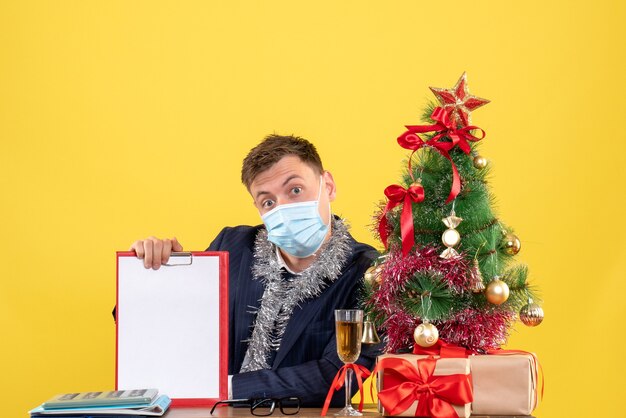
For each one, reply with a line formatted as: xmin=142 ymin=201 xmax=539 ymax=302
xmin=373 ymin=357 xmax=473 ymax=418
xmin=397 ymin=107 xmax=485 ymax=204
xmin=378 ymin=182 xmax=425 ymax=256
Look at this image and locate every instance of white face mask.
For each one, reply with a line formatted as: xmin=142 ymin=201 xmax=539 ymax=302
xmin=261 ymin=177 xmax=331 ymax=258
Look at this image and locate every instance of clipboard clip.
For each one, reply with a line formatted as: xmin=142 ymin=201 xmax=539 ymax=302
xmin=164 ymin=252 xmax=193 ymax=266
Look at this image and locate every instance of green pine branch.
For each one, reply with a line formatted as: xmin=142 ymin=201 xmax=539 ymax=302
xmin=399 ymin=271 xmax=463 ymax=321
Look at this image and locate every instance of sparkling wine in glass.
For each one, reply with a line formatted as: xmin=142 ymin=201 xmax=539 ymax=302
xmin=334 ymin=309 xmax=363 ymax=416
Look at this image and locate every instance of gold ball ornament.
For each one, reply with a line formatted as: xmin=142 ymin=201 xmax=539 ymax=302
xmin=364 ymin=264 xmax=384 ymax=286
xmin=485 ymin=277 xmax=510 ymax=305
xmin=519 ymin=299 xmax=544 ymax=327
xmin=473 ymin=155 xmax=488 ymax=169
xmin=413 ymin=321 xmax=439 ymax=348
xmin=502 ymin=233 xmax=521 ymax=255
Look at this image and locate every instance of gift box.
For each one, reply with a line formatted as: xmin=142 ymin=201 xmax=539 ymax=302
xmin=470 ymin=352 xmax=539 ymax=416
xmin=375 ymin=353 xmax=472 ymax=418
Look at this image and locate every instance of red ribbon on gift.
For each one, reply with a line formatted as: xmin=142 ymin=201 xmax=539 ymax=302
xmin=321 ymin=363 xmax=371 ymax=416
xmin=373 ymin=356 xmax=473 ymax=418
xmin=378 ymin=183 xmax=425 ymax=256
xmin=413 ymin=339 xmax=470 ymax=359
xmin=397 ymin=107 xmax=485 ymax=204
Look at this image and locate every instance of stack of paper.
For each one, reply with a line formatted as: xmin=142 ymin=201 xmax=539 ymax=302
xmin=29 ymin=389 xmax=171 ymax=417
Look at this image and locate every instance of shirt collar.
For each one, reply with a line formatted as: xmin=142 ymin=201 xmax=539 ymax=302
xmin=275 ymin=246 xmax=301 ymax=275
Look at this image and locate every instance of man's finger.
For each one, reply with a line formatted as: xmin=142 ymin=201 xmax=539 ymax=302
xmin=152 ymin=239 xmax=164 ymax=270
xmin=130 ymin=241 xmax=145 ymax=259
xmin=172 ymin=237 xmax=183 ymax=252
xmin=162 ymin=239 xmax=173 ymax=265
xmin=143 ymin=240 xmax=154 ymax=269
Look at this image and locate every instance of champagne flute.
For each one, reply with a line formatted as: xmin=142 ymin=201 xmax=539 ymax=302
xmin=334 ymin=309 xmax=363 ymax=416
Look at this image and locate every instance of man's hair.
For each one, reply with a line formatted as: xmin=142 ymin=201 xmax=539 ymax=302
xmin=241 ymin=134 xmax=324 ymax=189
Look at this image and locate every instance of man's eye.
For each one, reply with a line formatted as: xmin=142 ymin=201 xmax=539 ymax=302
xmin=292 ymin=187 xmax=302 ymax=195
xmin=263 ymin=200 xmax=275 ymax=208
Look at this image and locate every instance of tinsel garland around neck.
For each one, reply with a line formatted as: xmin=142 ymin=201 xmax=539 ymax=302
xmin=240 ymin=217 xmax=352 ymax=373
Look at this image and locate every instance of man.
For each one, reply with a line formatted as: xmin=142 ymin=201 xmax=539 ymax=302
xmin=129 ymin=135 xmax=378 ymax=406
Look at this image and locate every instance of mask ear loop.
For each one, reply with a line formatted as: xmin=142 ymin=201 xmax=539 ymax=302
xmin=318 ymin=175 xmax=332 ymax=228
xmin=317 ymin=175 xmax=324 ymax=201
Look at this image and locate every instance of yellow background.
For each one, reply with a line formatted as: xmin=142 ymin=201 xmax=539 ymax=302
xmin=1 ymin=1 xmax=624 ymax=416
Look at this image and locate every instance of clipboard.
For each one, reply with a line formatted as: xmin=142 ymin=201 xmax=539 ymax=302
xmin=116 ymin=251 xmax=229 ymax=406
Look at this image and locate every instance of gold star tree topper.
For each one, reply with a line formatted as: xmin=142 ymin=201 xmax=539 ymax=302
xmin=429 ymin=72 xmax=490 ymax=127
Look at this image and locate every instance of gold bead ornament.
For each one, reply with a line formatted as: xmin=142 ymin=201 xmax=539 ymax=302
xmin=519 ymin=298 xmax=544 ymax=327
xmin=364 ymin=264 xmax=384 ymax=286
xmin=502 ymin=233 xmax=521 ymax=255
xmin=473 ymin=155 xmax=488 ymax=169
xmin=414 ymin=321 xmax=439 ymax=348
xmin=485 ymin=276 xmax=510 ymax=305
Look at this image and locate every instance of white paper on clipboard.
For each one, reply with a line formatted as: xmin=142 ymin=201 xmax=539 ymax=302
xmin=116 ymin=251 xmax=228 ymax=406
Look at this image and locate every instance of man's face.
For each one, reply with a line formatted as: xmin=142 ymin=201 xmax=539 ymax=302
xmin=249 ymin=155 xmax=336 ymax=223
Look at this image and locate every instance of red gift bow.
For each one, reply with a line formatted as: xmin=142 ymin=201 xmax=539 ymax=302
xmin=373 ymin=356 xmax=473 ymax=418
xmin=397 ymin=107 xmax=485 ymax=204
xmin=321 ymin=363 xmax=371 ymax=416
xmin=378 ymin=182 xmax=425 ymax=256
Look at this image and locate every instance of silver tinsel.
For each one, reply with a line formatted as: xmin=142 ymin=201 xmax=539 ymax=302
xmin=240 ymin=218 xmax=351 ymax=372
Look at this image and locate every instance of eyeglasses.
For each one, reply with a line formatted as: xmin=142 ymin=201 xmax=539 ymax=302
xmin=210 ymin=397 xmax=301 ymax=416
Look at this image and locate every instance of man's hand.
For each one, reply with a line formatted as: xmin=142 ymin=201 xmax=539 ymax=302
xmin=129 ymin=237 xmax=184 ymax=270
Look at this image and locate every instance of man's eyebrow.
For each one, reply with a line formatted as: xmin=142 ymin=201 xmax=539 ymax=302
xmin=282 ymin=175 xmax=303 ymax=187
xmin=254 ymin=175 xmax=304 ymax=200
xmin=255 ymin=190 xmax=270 ymax=200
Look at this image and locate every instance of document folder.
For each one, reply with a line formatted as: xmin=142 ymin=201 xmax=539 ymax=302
xmin=116 ymin=251 xmax=228 ymax=406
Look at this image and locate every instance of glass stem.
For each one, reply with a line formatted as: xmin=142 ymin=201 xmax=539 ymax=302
xmin=345 ymin=367 xmax=354 ymax=409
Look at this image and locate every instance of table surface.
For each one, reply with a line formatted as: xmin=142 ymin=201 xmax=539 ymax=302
xmin=163 ymin=406 xmax=535 ymax=418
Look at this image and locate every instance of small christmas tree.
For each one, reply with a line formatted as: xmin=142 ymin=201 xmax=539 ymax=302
xmin=364 ymin=73 xmax=544 ymax=353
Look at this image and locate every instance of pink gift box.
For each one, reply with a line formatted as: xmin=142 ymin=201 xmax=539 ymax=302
xmin=470 ymin=353 xmax=539 ymax=416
